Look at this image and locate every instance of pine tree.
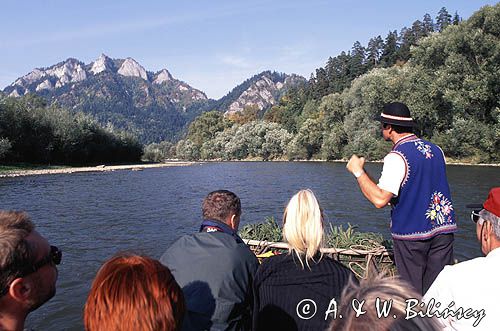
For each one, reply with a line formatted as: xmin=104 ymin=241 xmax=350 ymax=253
xmin=411 ymin=20 xmax=425 ymax=40
xmin=349 ymin=41 xmax=367 ymax=78
xmin=452 ymin=11 xmax=461 ymax=25
xmin=381 ymin=30 xmax=399 ymax=67
xmin=366 ymin=36 xmax=384 ymax=68
xmin=436 ymin=7 xmax=452 ymax=31
xmin=314 ymin=67 xmax=329 ymax=98
xmin=422 ymin=13 xmax=434 ymax=35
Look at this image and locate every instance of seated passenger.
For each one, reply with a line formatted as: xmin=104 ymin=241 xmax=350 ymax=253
xmin=252 ymin=189 xmax=356 ymax=331
xmin=424 ymin=187 xmax=500 ymax=330
xmin=84 ymin=254 xmax=185 ymax=331
xmin=0 ymin=211 xmax=61 ymax=331
xmin=160 ymin=190 xmax=259 ymax=331
xmin=329 ymin=274 xmax=441 ymax=331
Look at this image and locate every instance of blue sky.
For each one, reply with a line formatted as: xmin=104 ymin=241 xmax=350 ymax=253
xmin=0 ymin=1 xmax=497 ymax=99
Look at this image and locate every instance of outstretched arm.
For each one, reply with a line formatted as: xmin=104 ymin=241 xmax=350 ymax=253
xmin=346 ymin=155 xmax=393 ymax=208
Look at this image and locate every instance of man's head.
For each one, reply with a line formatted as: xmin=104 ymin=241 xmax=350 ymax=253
xmin=378 ymin=102 xmax=414 ymax=141
xmin=329 ymin=274 xmax=441 ymax=331
xmin=469 ymin=188 xmax=500 ymax=255
xmin=0 ymin=211 xmax=60 ymax=321
xmin=202 ymin=190 xmax=241 ymax=230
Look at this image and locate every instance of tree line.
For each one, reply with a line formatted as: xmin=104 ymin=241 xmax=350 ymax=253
xmin=0 ymin=95 xmax=142 ymax=165
xmin=306 ymin=7 xmax=461 ymax=99
xmin=144 ymin=5 xmax=499 ymax=164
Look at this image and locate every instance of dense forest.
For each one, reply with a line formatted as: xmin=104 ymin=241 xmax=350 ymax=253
xmin=145 ymin=5 xmax=499 ymax=163
xmin=0 ymin=95 xmax=142 ymax=164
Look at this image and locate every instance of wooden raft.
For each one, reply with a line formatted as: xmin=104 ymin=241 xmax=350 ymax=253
xmin=243 ymin=239 xmax=395 ymax=279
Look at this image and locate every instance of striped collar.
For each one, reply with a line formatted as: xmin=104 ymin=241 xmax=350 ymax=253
xmin=393 ymin=134 xmax=418 ymax=149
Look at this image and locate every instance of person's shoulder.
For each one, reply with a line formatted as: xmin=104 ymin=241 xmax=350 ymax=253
xmin=259 ymin=253 xmax=289 ymax=267
xmin=320 ymin=255 xmax=355 ymax=273
xmin=254 ymin=254 xmax=291 ymax=282
xmin=437 ymin=256 xmax=486 ymax=280
xmin=257 ymin=253 xmax=295 ymax=274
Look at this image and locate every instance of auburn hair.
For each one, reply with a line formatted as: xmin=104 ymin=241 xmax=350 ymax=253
xmin=84 ymin=254 xmax=185 ymax=331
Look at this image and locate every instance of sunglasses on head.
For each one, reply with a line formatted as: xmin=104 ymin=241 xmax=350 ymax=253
xmin=471 ymin=210 xmax=482 ymax=223
xmin=0 ymin=245 xmax=62 ymax=297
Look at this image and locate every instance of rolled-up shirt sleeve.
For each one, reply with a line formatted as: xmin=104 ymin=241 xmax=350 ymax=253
xmin=377 ymin=152 xmax=406 ymax=196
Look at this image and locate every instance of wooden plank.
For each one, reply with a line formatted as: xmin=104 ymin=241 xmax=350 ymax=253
xmin=243 ymin=239 xmax=393 ymax=257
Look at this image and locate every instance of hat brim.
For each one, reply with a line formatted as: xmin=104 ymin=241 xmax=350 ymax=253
xmin=375 ymin=115 xmax=417 ymax=127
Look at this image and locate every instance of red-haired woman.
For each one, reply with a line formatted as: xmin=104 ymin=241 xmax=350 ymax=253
xmin=84 ymin=254 xmax=185 ymax=331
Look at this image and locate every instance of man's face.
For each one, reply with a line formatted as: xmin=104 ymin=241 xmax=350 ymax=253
xmin=381 ymin=123 xmax=391 ymax=141
xmin=25 ymin=230 xmax=58 ymax=311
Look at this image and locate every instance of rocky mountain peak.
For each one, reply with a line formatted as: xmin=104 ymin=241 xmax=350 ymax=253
xmin=90 ymin=53 xmax=114 ymax=75
xmin=117 ymin=58 xmax=148 ymax=80
xmin=153 ymin=69 xmax=173 ymax=84
xmin=13 ymin=68 xmax=45 ymax=87
xmin=225 ymin=71 xmax=304 ymax=115
xmin=47 ymin=58 xmax=87 ymax=88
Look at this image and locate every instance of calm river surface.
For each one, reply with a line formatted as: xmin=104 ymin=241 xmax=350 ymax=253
xmin=1 ymin=162 xmax=498 ymax=330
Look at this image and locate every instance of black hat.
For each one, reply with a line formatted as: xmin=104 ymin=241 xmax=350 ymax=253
xmin=376 ymin=102 xmax=416 ymax=127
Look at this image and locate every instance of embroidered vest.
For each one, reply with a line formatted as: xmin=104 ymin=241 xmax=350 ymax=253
xmin=390 ymin=135 xmax=457 ymax=240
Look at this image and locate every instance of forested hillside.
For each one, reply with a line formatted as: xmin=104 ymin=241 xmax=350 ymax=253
xmin=146 ymin=5 xmax=499 ymax=163
xmin=0 ymin=95 xmax=142 ymax=164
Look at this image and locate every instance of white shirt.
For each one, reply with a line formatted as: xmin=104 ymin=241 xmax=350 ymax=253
xmin=423 ymin=247 xmax=500 ymax=330
xmin=377 ymin=152 xmax=406 ymax=196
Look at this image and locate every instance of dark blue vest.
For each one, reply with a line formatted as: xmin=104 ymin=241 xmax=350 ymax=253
xmin=390 ymin=135 xmax=457 ymax=240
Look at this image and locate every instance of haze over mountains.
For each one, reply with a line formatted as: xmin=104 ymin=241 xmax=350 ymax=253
xmin=3 ymin=54 xmax=305 ymax=142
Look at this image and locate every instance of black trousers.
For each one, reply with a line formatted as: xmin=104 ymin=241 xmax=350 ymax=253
xmin=392 ymin=233 xmax=454 ymax=295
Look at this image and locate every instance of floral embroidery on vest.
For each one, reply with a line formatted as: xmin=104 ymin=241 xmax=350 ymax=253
xmin=415 ymin=141 xmax=434 ymax=159
xmin=425 ymin=192 xmax=454 ymax=225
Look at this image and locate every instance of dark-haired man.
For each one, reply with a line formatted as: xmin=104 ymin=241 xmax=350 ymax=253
xmin=346 ymin=102 xmax=457 ymax=295
xmin=0 ymin=211 xmax=62 ymax=331
xmin=161 ymin=190 xmax=258 ymax=331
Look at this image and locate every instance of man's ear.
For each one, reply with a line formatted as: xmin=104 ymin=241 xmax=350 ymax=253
xmin=229 ymin=214 xmax=238 ymax=230
xmin=483 ymin=221 xmax=492 ymax=239
xmin=387 ymin=124 xmax=394 ymax=134
xmin=8 ymin=277 xmax=33 ymax=302
xmin=482 ymin=221 xmax=494 ymax=252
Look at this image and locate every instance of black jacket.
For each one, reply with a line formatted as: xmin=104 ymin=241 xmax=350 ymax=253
xmin=161 ymin=229 xmax=259 ymax=331
xmin=253 ymin=253 xmax=356 ymax=331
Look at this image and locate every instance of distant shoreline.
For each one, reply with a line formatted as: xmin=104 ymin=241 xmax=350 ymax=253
xmin=0 ymin=162 xmax=200 ymax=178
xmin=197 ymin=159 xmax=500 ymax=167
xmin=1 ymin=159 xmax=497 ymax=178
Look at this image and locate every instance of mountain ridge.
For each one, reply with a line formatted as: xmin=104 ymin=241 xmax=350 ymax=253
xmin=3 ymin=55 xmax=305 ymax=143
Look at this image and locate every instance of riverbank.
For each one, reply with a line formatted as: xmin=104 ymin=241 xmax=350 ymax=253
xmin=1 ymin=158 xmax=497 ymax=178
xmin=0 ymin=162 xmax=200 ymax=178
xmin=192 ymin=158 xmax=500 ymax=166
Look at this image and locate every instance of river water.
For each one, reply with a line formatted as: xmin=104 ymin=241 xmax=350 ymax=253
xmin=0 ymin=162 xmax=498 ymax=330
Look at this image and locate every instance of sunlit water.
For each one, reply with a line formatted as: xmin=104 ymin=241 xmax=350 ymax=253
xmin=0 ymin=162 xmax=498 ymax=330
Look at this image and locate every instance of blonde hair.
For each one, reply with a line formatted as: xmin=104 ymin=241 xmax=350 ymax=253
xmin=282 ymin=189 xmax=324 ymax=269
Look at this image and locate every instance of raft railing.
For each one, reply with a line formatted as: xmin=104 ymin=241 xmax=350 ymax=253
xmin=243 ymin=238 xmax=395 ymax=279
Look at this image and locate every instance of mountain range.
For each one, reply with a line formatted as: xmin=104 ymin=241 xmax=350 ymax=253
xmin=3 ymin=55 xmax=305 ymax=142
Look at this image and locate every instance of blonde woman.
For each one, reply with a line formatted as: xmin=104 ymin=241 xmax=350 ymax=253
xmin=252 ymin=189 xmax=356 ymax=331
